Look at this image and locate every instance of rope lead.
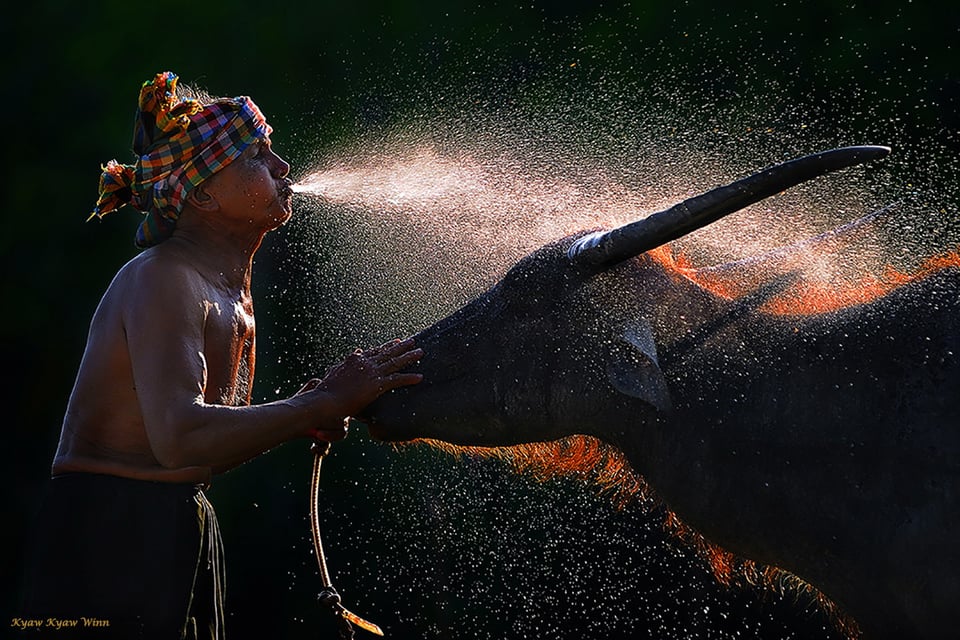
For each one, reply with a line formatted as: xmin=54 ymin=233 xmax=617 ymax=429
xmin=310 ymin=441 xmax=384 ymax=639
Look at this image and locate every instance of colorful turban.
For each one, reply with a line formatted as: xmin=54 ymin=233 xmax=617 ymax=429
xmin=90 ymin=71 xmax=273 ymax=248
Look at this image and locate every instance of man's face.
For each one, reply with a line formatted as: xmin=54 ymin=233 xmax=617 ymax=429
xmin=206 ymin=136 xmax=293 ymax=230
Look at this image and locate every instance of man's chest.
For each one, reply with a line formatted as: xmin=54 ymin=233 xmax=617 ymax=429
xmin=202 ymin=297 xmax=256 ymax=405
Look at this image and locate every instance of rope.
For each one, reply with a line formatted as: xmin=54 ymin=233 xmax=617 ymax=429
xmin=310 ymin=441 xmax=384 ymax=639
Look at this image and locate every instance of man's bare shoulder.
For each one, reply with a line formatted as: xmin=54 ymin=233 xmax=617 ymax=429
xmin=105 ymin=245 xmax=208 ymax=303
xmin=115 ymin=245 xmax=203 ymax=284
xmin=92 ymin=246 xmax=212 ymax=337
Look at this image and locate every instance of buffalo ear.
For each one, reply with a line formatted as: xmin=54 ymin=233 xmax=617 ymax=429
xmin=605 ymin=319 xmax=672 ymax=414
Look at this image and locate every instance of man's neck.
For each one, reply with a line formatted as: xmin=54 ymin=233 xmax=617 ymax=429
xmin=164 ymin=228 xmax=263 ymax=293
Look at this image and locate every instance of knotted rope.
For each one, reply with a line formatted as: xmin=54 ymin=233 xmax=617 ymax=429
xmin=310 ymin=441 xmax=384 ymax=639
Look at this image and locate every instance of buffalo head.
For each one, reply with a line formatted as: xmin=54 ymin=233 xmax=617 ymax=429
xmin=364 ymin=146 xmax=890 ymax=451
xmin=359 ymin=145 xmax=960 ymax=638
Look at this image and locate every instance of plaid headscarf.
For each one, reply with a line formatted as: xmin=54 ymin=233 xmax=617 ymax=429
xmin=90 ymin=71 xmax=273 ymax=248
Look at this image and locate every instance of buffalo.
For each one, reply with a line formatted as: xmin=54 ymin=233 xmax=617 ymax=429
xmin=362 ymin=146 xmax=959 ymax=639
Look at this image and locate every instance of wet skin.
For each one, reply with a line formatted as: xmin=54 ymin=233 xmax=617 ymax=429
xmin=54 ymin=136 xmax=422 ymax=483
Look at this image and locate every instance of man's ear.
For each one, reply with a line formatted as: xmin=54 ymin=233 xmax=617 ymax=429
xmin=185 ymin=182 xmax=219 ymax=212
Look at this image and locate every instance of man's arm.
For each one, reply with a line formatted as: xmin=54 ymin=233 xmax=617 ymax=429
xmin=123 ymin=260 xmax=420 ymax=472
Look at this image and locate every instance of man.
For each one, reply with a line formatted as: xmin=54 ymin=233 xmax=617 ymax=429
xmin=19 ymin=71 xmax=422 ymax=638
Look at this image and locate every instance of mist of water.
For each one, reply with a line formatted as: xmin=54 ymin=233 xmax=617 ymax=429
xmin=286 ymin=116 xmax=922 ymax=347
xmin=274 ymin=106 xmax=949 ymax=637
xmin=260 ymin=19 xmax=959 ymax=640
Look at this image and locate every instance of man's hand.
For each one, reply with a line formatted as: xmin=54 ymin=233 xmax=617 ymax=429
xmin=299 ymin=338 xmax=423 ymax=440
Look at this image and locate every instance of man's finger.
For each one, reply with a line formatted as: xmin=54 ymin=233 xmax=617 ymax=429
xmin=299 ymin=378 xmax=322 ymax=393
xmin=381 ymin=372 xmax=424 ymax=390
xmin=362 ymin=338 xmax=411 ymax=363
xmin=380 ymin=349 xmax=423 ymax=373
xmin=379 ymin=338 xmax=416 ymax=357
xmin=314 ymin=423 xmax=349 ymax=442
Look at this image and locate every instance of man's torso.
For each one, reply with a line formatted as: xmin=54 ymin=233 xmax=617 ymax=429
xmin=52 ymin=247 xmax=255 ymax=482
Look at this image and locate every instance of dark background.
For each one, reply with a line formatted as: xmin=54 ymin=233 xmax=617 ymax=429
xmin=3 ymin=2 xmax=957 ymax=639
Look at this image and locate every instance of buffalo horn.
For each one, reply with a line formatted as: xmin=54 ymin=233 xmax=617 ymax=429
xmin=567 ymin=145 xmax=891 ymax=270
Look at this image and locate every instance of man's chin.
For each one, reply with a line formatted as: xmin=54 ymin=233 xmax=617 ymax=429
xmin=269 ymin=209 xmax=293 ymax=229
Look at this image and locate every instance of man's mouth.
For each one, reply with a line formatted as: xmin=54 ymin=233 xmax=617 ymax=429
xmin=278 ymin=183 xmax=294 ymax=210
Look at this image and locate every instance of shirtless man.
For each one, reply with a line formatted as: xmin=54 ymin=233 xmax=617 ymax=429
xmin=19 ymin=72 xmax=421 ymax=639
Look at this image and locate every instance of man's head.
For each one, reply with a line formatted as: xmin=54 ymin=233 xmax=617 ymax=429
xmin=90 ymin=71 xmax=279 ymax=247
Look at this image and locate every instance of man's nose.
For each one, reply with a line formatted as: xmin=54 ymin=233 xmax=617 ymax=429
xmin=272 ymin=152 xmax=291 ymax=178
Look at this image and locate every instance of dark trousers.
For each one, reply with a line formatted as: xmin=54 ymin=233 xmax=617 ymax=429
xmin=18 ymin=473 xmax=224 ymax=639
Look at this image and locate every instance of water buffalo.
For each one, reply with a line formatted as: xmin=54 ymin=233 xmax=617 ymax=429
xmin=362 ymin=146 xmax=959 ymax=639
